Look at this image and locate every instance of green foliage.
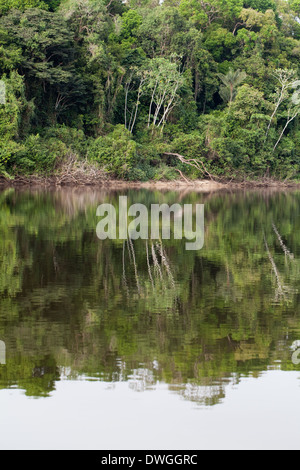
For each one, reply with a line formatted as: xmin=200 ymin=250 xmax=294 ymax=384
xmin=44 ymin=0 xmax=61 ymax=10
xmin=152 ymin=163 xmax=177 ymax=180
xmin=290 ymin=0 xmax=300 ymax=15
xmin=0 ymin=71 xmax=29 ymax=170
xmin=1 ymin=190 xmax=300 ymax=398
xmin=127 ymin=163 xmax=155 ymax=181
xmin=200 ymin=85 xmax=274 ymax=173
xmin=205 ymin=28 xmax=238 ymax=61
xmin=88 ymin=125 xmax=137 ymax=178
xmin=0 ymin=0 xmax=299 ymax=179
xmin=0 ymin=9 xmax=74 ymax=82
xmin=120 ymin=9 xmax=143 ymax=40
xmin=179 ymin=0 xmax=243 ymax=28
xmin=13 ymin=134 xmax=68 ymax=174
xmin=0 ymin=138 xmax=22 ymax=171
xmin=0 ymin=0 xmax=48 ymax=15
xmin=42 ymin=125 xmax=87 ymax=155
xmin=217 ymin=68 xmax=247 ymax=103
xmin=243 ymin=0 xmax=276 ymax=13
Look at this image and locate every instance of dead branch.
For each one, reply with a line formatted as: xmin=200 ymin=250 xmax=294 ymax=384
xmin=272 ymin=223 xmax=295 ymax=260
xmin=128 ymin=237 xmax=141 ymax=294
xmin=146 ymin=242 xmax=155 ymax=290
xmin=175 ymin=169 xmax=191 ymax=183
xmin=264 ymin=234 xmax=288 ymax=301
xmin=164 ymin=152 xmax=217 ymax=181
xmin=156 ymin=242 xmax=175 ymax=289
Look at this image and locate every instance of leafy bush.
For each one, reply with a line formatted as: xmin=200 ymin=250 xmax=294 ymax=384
xmin=88 ymin=125 xmax=137 ymax=178
xmin=127 ymin=167 xmax=148 ymax=181
xmin=153 ymin=164 xmax=178 ymax=181
xmin=12 ymin=135 xmax=68 ymax=174
xmin=0 ymin=0 xmax=48 ymax=15
xmin=0 ymin=138 xmax=22 ymax=173
xmin=42 ymin=125 xmax=87 ymax=156
xmin=0 ymin=72 xmax=30 ymax=172
xmin=127 ymin=161 xmax=156 ymax=181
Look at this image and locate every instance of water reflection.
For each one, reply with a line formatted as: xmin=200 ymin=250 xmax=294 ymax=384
xmin=0 ymin=187 xmax=300 ymax=404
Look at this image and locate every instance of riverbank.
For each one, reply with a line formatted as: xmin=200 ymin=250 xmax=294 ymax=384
xmin=1 ymin=174 xmax=300 ymax=191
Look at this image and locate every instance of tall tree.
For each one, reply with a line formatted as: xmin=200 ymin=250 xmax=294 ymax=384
xmin=217 ymin=68 xmax=247 ymax=104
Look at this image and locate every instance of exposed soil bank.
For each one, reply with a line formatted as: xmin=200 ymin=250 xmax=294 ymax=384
xmin=1 ymin=175 xmax=300 ymax=192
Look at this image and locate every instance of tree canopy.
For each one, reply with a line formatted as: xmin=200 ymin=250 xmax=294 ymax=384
xmin=0 ymin=0 xmax=300 ymax=180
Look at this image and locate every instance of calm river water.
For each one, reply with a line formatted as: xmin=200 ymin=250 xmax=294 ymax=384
xmin=0 ymin=187 xmax=300 ymax=450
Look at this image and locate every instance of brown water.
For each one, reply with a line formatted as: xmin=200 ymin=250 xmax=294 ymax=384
xmin=0 ymin=187 xmax=300 ymax=450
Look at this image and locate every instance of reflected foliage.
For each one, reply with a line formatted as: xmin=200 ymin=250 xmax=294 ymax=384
xmin=0 ymin=188 xmax=300 ymax=403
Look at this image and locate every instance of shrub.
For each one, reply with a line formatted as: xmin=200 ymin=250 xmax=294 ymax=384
xmin=153 ymin=164 xmax=178 ymax=181
xmin=12 ymin=135 xmax=68 ymax=174
xmin=127 ymin=167 xmax=147 ymax=181
xmin=127 ymin=162 xmax=156 ymax=181
xmin=0 ymin=138 xmax=23 ymax=174
xmin=0 ymin=72 xmax=30 ymax=171
xmin=42 ymin=125 xmax=87 ymax=157
xmin=88 ymin=125 xmax=137 ymax=178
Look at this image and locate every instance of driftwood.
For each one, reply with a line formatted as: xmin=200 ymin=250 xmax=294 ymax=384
xmin=55 ymin=155 xmax=108 ymax=186
xmin=175 ymin=169 xmax=191 ymax=183
xmin=163 ymin=152 xmax=217 ymax=181
xmin=0 ymin=155 xmax=108 ymax=187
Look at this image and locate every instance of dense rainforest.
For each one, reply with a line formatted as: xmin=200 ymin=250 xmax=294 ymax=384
xmin=1 ymin=0 xmax=300 ymax=181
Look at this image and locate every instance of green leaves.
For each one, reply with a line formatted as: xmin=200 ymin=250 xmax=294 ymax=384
xmin=88 ymin=125 xmax=137 ymax=178
xmin=0 ymin=0 xmax=49 ymax=16
xmin=120 ymin=9 xmax=142 ymax=40
xmin=217 ymin=68 xmax=247 ymax=103
xmin=0 ymin=8 xmax=74 ymax=69
xmin=0 ymin=71 xmax=29 ymax=169
xmin=243 ymin=0 xmax=277 ymax=13
xmin=0 ymin=8 xmax=88 ymax=125
xmin=292 ymin=80 xmax=300 ymax=105
xmin=0 ymin=0 xmax=299 ymax=179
